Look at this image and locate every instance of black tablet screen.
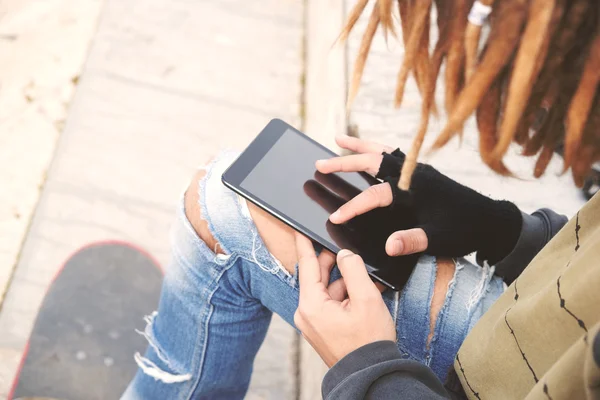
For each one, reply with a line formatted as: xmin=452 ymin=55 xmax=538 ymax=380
xmin=239 ymin=128 xmax=418 ymax=287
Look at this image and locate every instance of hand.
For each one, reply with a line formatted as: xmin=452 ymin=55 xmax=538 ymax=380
xmin=303 ymin=171 xmax=419 ymax=291
xmin=294 ymin=233 xmax=396 ymax=367
xmin=316 ymin=136 xmax=427 ymax=256
xmin=302 ymin=172 xmax=397 ymax=261
xmin=317 ymin=136 xmax=522 ymax=264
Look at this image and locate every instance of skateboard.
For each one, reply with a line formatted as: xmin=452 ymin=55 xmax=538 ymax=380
xmin=9 ymin=241 xmax=163 ymax=400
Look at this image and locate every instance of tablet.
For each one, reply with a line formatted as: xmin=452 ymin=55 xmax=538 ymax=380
xmin=222 ymin=119 xmax=419 ymax=290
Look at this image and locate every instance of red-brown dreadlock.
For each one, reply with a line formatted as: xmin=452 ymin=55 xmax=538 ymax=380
xmin=341 ymin=0 xmax=600 ymax=188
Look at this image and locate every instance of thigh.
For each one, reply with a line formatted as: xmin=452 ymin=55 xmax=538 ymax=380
xmin=186 ymin=167 xmax=297 ymax=274
xmin=247 ymin=203 xmax=298 ymax=272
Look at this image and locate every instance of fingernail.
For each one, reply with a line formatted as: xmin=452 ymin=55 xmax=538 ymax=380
xmin=330 ymin=210 xmax=341 ymax=221
xmin=390 ymin=238 xmax=403 ymax=255
xmin=316 ymin=160 xmax=325 ymax=168
xmin=338 ymin=249 xmax=353 ymax=258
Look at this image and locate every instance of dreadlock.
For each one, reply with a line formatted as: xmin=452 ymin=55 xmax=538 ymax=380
xmin=341 ymin=0 xmax=600 ymax=188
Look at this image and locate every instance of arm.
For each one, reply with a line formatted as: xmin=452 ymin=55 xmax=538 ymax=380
xmin=322 ymin=341 xmax=450 ymax=400
xmin=317 ymin=136 xmax=567 ymax=279
xmin=293 ymin=234 xmax=452 ymax=399
xmin=318 ymin=137 xmax=523 ymax=263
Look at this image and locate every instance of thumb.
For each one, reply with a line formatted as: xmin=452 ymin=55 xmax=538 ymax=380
xmin=385 ymin=228 xmax=428 ymax=256
xmin=336 ymin=250 xmax=378 ymax=301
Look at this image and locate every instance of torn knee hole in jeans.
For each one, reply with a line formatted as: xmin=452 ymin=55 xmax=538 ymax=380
xmin=466 ymin=261 xmax=495 ymax=311
xmin=134 ymin=311 xmax=192 ymax=384
xmin=427 ymin=259 xmax=457 ymax=348
xmin=195 ymin=168 xmax=289 ymax=276
xmin=188 ymin=166 xmax=233 ymax=266
xmin=426 ymin=260 xmax=496 ymax=350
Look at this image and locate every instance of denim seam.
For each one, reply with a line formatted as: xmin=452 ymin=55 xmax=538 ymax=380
xmin=141 ymin=251 xmax=241 ymax=384
xmin=186 ymin=257 xmax=238 ymax=400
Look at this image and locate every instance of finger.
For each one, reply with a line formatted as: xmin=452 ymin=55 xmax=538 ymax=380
xmin=386 ymin=228 xmax=429 ymax=256
xmin=318 ymin=249 xmax=336 ymax=285
xmin=329 ymin=183 xmax=393 ymax=224
xmin=316 ymin=153 xmax=383 ymax=176
xmin=335 ymin=135 xmax=393 ymax=154
xmin=295 ymin=232 xmax=325 ymax=293
xmin=327 ymin=278 xmax=348 ymax=302
xmin=336 ymin=249 xmax=379 ymax=301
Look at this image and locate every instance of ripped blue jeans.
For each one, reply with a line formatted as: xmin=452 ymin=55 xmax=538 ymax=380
xmin=121 ymin=151 xmax=505 ymax=400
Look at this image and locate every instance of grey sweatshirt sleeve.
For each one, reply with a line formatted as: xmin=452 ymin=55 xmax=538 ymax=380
xmin=477 ymin=208 xmax=568 ymax=284
xmin=322 ymin=341 xmax=450 ymax=400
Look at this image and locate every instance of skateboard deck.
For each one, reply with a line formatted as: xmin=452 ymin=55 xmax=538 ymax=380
xmin=9 ymin=242 xmax=163 ymax=400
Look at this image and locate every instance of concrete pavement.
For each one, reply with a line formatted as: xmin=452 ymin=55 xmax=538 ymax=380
xmin=0 ymin=0 xmax=303 ymax=397
xmin=0 ymin=1 xmax=104 ymax=393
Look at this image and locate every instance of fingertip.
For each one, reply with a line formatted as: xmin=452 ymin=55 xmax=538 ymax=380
xmin=329 ymin=210 xmax=342 ymax=223
xmin=315 ymin=159 xmax=325 ymax=170
xmin=337 ymin=249 xmax=353 ymax=259
xmin=386 ymin=228 xmax=428 ymax=255
xmin=335 ymin=135 xmax=348 ymax=145
xmin=385 ymin=236 xmax=404 ymax=256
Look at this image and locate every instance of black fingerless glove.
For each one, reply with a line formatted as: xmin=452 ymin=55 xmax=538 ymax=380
xmin=376 ymin=149 xmax=523 ymax=264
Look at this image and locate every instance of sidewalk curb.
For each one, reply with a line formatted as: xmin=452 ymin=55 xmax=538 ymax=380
xmin=304 ymin=0 xmax=347 ymax=150
xmin=301 ymin=0 xmax=348 ymax=398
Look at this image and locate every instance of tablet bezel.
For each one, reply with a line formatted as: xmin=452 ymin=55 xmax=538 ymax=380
xmin=222 ymin=119 xmax=398 ymax=290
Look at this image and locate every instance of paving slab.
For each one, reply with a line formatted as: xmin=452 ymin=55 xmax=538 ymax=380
xmin=0 ymin=0 xmax=103 ymax=309
xmin=0 ymin=0 xmax=304 ymax=398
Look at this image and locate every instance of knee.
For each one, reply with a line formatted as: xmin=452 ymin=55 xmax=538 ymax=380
xmin=184 ymin=168 xmax=225 ymax=255
xmin=184 ymin=163 xmax=298 ymax=275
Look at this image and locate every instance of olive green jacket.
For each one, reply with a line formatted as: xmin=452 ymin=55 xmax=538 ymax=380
xmin=455 ymin=194 xmax=600 ymax=399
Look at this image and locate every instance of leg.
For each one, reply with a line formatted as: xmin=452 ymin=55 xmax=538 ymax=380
xmin=184 ymin=156 xmax=458 ymax=354
xmin=122 ymin=153 xmax=300 ymax=400
xmin=123 ymin=151 xmax=505 ymax=400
